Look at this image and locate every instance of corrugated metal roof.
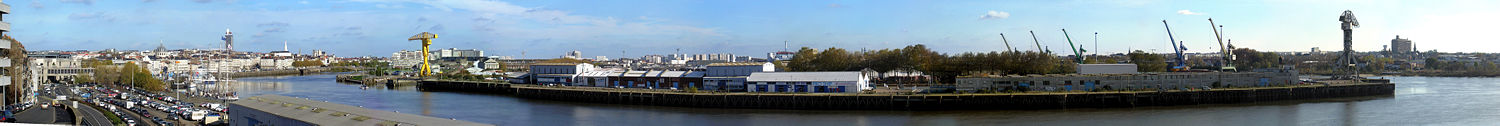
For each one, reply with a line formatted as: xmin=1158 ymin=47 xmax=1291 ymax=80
xmin=683 ymin=71 xmax=706 ymax=77
xmin=578 ymin=71 xmax=617 ymax=77
xmin=747 ymin=72 xmax=863 ymax=82
xmin=707 ymin=62 xmax=768 ymax=66
xmin=231 ymin=95 xmax=491 ymax=126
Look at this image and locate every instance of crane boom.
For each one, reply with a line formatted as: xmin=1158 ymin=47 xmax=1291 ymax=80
xmin=1208 ymin=18 xmax=1235 ymax=72
xmin=1030 ymin=31 xmax=1043 ymax=52
xmin=1001 ymin=33 xmax=1014 ymax=52
xmin=1062 ymin=29 xmax=1083 ymax=64
xmin=1162 ymin=20 xmax=1187 ymax=71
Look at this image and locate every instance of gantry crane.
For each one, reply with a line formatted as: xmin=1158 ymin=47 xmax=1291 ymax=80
xmin=409 ymin=32 xmax=438 ymax=77
xmin=1338 ymin=10 xmax=1360 ymax=80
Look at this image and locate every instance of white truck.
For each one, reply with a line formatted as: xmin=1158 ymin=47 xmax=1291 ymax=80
xmin=189 ymin=110 xmax=207 ymax=121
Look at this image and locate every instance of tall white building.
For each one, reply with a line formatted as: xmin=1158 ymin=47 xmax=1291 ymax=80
xmin=389 ymin=50 xmax=425 ymax=68
xmin=433 ymin=48 xmax=484 ymax=58
xmin=564 ymin=50 xmax=583 ymax=59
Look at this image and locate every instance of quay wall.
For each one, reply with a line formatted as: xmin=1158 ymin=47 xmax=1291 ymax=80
xmin=231 ymin=67 xmax=355 ymax=78
xmin=419 ymin=80 xmax=1394 ymax=110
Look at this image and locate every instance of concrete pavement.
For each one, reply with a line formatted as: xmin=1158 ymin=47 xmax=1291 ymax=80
xmin=74 ymin=104 xmax=114 ymax=126
xmin=14 ymin=105 xmax=55 ymax=123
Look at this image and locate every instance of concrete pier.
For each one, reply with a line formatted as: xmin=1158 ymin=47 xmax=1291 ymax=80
xmin=419 ymin=80 xmax=1394 ymax=110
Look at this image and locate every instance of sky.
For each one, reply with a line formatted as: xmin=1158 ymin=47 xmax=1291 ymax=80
xmin=7 ymin=0 xmax=1498 ymax=58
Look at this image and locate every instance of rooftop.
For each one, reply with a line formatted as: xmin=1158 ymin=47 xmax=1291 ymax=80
xmin=531 ymin=62 xmax=587 ymax=66
xmin=230 ymin=95 xmax=492 ymax=126
xmin=747 ymin=72 xmax=864 ymax=82
xmin=707 ymin=62 xmax=768 ymax=67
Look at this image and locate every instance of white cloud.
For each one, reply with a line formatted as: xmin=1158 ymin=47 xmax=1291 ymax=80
xmin=979 ymin=10 xmax=1009 ymax=20
xmin=1177 ymin=10 xmax=1204 ymax=15
xmin=299 ymin=1 xmax=309 ymax=4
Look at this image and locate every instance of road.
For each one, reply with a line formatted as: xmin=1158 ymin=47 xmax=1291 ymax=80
xmin=74 ymin=103 xmax=116 ymax=126
xmin=45 ymin=84 xmax=123 ymax=126
xmin=14 ymin=105 xmax=55 ymax=124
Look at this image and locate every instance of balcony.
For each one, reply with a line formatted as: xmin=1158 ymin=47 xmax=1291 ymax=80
xmin=0 ymin=76 xmax=9 ymax=86
xmin=0 ymin=3 xmax=9 ymax=14
xmin=0 ymin=21 xmax=8 ymax=32
xmin=0 ymin=59 xmax=8 ymax=68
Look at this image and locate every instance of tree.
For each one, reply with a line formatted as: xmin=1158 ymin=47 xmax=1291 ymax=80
xmin=75 ymin=74 xmax=94 ymax=84
xmin=787 ymin=47 xmax=820 ymax=71
xmin=292 ymin=60 xmax=324 ymax=67
xmin=1425 ymin=58 xmax=1441 ymax=70
xmin=1128 ymin=50 xmax=1168 ymax=72
xmin=1228 ymin=48 xmax=1285 ymax=70
xmin=810 ymin=47 xmax=857 ymax=71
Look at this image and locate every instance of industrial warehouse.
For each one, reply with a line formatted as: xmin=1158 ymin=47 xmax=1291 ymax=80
xmin=527 ymin=62 xmax=874 ymax=93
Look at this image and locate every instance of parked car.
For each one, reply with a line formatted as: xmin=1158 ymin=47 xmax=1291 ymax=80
xmin=1 ymin=110 xmax=16 ymax=122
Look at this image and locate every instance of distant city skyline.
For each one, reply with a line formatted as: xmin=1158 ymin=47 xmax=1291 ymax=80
xmin=8 ymin=0 xmax=1497 ymax=58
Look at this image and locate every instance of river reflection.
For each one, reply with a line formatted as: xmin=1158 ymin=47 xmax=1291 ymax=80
xmin=228 ymin=74 xmax=1499 ymax=126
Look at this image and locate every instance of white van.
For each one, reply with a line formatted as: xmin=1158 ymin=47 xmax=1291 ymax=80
xmin=189 ymin=110 xmax=207 ymax=121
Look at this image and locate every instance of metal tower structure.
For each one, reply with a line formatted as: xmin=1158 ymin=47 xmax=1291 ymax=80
xmin=1338 ymin=10 xmax=1361 ymax=79
xmin=223 ymin=29 xmax=234 ymax=52
xmin=408 ymin=32 xmax=438 ymax=77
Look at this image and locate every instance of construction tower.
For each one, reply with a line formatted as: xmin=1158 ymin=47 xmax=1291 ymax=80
xmin=409 ymin=32 xmax=438 ymax=77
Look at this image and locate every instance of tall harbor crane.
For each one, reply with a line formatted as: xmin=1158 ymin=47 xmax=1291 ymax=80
xmin=409 ymin=32 xmax=438 ymax=77
xmin=1000 ymin=33 xmax=1014 ymax=52
xmin=1208 ymin=18 xmax=1236 ymax=72
xmin=1030 ymin=31 xmax=1043 ymax=52
xmin=1062 ymin=29 xmax=1084 ymax=64
xmin=1162 ymin=20 xmax=1189 ymax=71
xmin=1338 ymin=10 xmax=1360 ymax=79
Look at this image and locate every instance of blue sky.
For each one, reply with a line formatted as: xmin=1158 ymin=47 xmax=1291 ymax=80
xmin=8 ymin=0 xmax=1497 ymax=58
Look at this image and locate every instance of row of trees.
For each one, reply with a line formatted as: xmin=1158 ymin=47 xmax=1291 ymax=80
xmin=1128 ymin=50 xmax=1168 ymax=72
xmin=292 ymin=60 xmax=324 ymax=67
xmin=76 ymin=59 xmax=168 ymax=91
xmin=784 ymin=44 xmax=1072 ymax=83
xmin=1230 ymin=48 xmax=1285 ymax=70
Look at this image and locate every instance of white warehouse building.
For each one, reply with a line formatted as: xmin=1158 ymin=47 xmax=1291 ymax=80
xmin=746 ymin=72 xmax=871 ymax=93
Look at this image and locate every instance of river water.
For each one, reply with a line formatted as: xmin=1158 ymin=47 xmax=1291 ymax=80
xmin=226 ymin=74 xmax=1488 ymax=126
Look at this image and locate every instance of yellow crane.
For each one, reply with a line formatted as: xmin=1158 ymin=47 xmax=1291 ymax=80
xmin=408 ymin=32 xmax=437 ymax=77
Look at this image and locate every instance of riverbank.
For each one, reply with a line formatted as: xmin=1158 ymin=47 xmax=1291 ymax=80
xmin=229 ymin=66 xmax=360 ymax=78
xmin=418 ymin=80 xmax=1395 ymax=110
xmin=1304 ymin=70 xmax=1500 ymax=77
xmin=334 ymin=74 xmax=418 ymax=86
